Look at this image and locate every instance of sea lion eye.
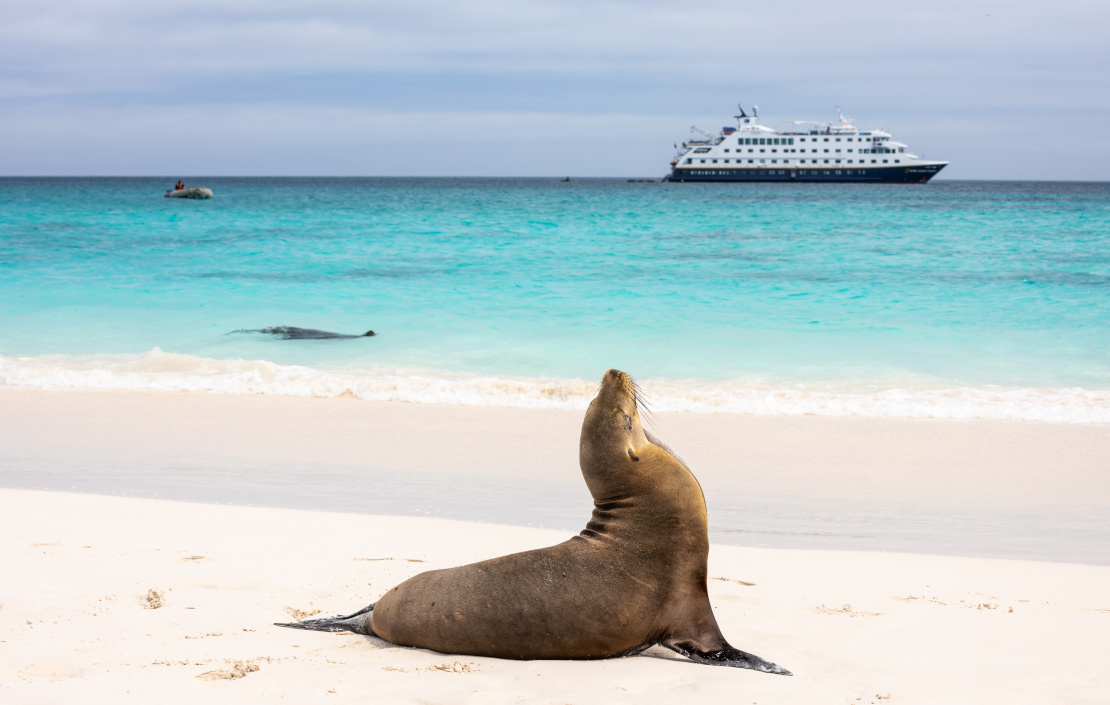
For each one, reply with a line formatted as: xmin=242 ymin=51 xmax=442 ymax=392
xmin=625 ymin=415 xmax=632 ymax=430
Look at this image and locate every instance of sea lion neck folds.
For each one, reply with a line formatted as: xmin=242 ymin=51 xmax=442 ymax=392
xmin=278 ymin=368 xmax=790 ymax=676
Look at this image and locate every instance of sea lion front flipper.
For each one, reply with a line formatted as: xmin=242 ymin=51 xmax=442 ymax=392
xmin=274 ymin=603 xmax=376 ymax=635
xmin=662 ymin=638 xmax=792 ymax=676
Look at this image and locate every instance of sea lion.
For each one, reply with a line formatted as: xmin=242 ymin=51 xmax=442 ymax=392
xmin=278 ymin=369 xmax=789 ymax=675
xmin=241 ymin=326 xmax=376 ymax=339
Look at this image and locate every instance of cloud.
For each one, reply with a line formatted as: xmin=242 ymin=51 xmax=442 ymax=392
xmin=0 ymin=103 xmax=681 ymax=176
xmin=1 ymin=0 xmax=1108 ymax=177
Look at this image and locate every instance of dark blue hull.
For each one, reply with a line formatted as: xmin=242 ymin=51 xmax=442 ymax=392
xmin=667 ymin=163 xmax=946 ymax=183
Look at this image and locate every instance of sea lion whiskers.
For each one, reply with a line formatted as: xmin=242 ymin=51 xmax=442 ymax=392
xmin=628 ymin=377 xmax=661 ymax=436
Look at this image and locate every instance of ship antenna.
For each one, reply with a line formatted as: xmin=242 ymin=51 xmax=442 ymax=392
xmin=753 ymin=105 xmax=759 ymax=118
xmin=736 ymin=103 xmax=748 ymax=119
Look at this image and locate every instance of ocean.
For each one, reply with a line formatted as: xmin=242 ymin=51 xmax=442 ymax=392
xmin=3 ymin=177 xmax=1110 ymax=563
xmin=2 ymin=177 xmax=1109 ymax=422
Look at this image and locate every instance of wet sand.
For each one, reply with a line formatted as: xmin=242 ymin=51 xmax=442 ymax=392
xmin=1 ymin=389 xmax=1107 ymax=563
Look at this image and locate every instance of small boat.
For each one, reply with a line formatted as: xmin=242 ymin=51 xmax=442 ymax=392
xmin=165 ymin=187 xmax=213 ymax=199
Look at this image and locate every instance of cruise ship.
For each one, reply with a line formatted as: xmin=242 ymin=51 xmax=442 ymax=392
xmin=667 ymin=105 xmax=947 ymax=183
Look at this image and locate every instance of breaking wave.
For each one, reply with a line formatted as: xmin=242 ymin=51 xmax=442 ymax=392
xmin=2 ymin=349 xmax=1108 ymax=424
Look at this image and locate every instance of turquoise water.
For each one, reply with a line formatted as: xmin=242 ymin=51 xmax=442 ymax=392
xmin=2 ymin=177 xmax=1109 ymax=421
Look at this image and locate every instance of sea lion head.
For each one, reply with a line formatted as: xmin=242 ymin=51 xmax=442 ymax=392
xmin=579 ymin=369 xmax=653 ymax=497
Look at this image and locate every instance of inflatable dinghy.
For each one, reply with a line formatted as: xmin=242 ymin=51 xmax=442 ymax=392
xmin=165 ymin=187 xmax=213 ymax=199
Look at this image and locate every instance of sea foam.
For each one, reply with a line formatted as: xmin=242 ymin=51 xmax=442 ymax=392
xmin=2 ymin=349 xmax=1108 ymax=424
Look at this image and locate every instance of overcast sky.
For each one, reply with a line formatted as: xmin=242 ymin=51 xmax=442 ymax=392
xmin=2 ymin=0 xmax=1107 ymax=179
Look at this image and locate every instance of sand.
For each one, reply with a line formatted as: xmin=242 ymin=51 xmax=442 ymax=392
xmin=3 ymin=489 xmax=1109 ymax=704
xmin=1 ymin=389 xmax=1109 ymax=703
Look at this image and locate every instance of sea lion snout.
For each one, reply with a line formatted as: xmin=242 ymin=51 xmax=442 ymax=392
xmin=593 ymin=369 xmax=638 ymax=417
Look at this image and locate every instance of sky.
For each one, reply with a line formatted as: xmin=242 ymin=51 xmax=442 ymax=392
xmin=1 ymin=0 xmax=1108 ymax=179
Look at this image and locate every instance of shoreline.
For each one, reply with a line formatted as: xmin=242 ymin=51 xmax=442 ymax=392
xmin=2 ymin=388 xmax=1108 ymax=564
xmin=3 ymin=350 xmax=1110 ymax=423
xmin=3 ymin=488 xmax=1109 ymax=704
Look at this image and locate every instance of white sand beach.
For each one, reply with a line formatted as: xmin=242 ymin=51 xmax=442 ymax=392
xmin=2 ymin=389 xmax=1109 ymax=703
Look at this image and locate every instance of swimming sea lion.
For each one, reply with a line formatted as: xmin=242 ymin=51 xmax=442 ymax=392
xmin=278 ymin=369 xmax=789 ymax=675
xmin=244 ymin=326 xmax=376 ymax=339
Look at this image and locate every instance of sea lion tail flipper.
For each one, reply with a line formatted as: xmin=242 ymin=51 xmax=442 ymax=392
xmin=274 ymin=603 xmax=375 ymax=635
xmin=662 ymin=639 xmax=792 ymax=676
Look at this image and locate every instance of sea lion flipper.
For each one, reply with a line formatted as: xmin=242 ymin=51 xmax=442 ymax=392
xmin=274 ymin=603 xmax=375 ymax=635
xmin=662 ymin=639 xmax=792 ymax=676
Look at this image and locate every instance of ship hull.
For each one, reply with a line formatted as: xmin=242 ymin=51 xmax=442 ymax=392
xmin=667 ymin=163 xmax=946 ymax=183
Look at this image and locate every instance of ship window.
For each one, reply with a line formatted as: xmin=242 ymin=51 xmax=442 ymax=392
xmin=836 ymin=138 xmax=841 ymax=142
xmin=685 ymin=159 xmax=692 ymax=164
xmin=800 ymin=138 xmax=806 ymax=142
xmin=760 ymin=149 xmax=765 ymax=153
xmin=848 ymin=149 xmax=853 ymax=153
xmin=824 ymin=138 xmax=829 ymax=142
xmin=789 ymin=138 xmax=794 ymax=145
xmin=895 ymin=160 xmax=901 ymax=163
xmin=871 ymin=159 xmax=876 ymax=163
xmin=748 ymin=160 xmax=754 ymax=163
xmin=759 ymin=138 xmax=767 ymax=145
xmin=836 ymin=159 xmax=841 ymax=163
xmin=824 ymin=149 xmax=829 ymax=153
xmin=712 ymin=159 xmax=717 ymax=163
xmin=772 ymin=149 xmax=777 ymax=153
xmin=883 ymin=159 xmax=889 ymax=163
xmin=812 ymin=149 xmax=817 ymax=153
xmin=724 ymin=148 xmax=729 ymax=152
xmin=835 ymin=149 xmax=841 ymax=153
xmin=848 ymin=138 xmax=853 ymax=142
xmin=700 ymin=159 xmax=706 ymax=163
xmin=748 ymin=149 xmax=753 ymax=152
